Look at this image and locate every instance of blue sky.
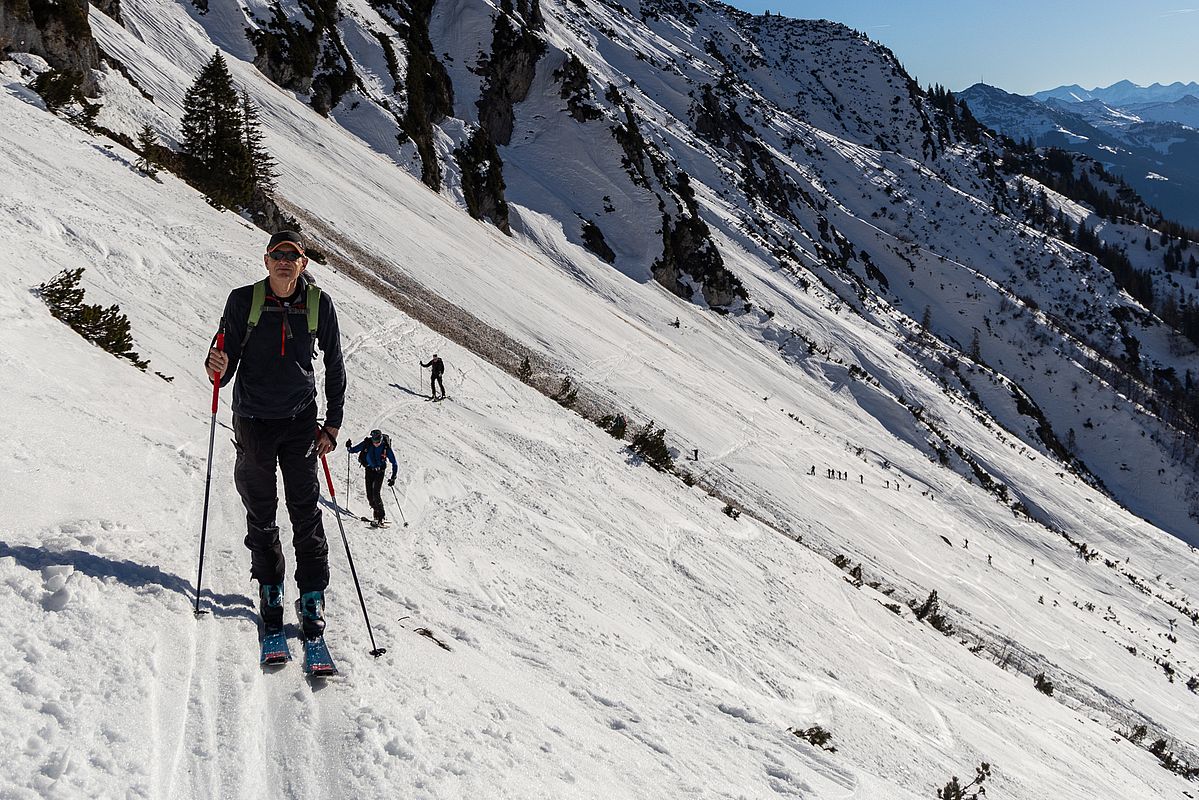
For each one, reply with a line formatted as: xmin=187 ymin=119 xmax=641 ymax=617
xmin=725 ymin=1 xmax=1198 ymax=95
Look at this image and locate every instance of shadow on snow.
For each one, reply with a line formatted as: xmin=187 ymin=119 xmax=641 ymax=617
xmin=0 ymin=540 xmax=256 ymax=621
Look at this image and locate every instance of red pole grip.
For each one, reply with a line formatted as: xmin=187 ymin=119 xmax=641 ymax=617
xmin=210 ymin=332 xmax=225 ymax=413
xmin=321 ymin=453 xmax=337 ymax=500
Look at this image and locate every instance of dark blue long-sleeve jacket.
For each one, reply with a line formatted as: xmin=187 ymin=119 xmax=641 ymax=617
xmin=349 ymin=438 xmax=398 ymax=475
xmin=213 ymin=274 xmax=346 ymax=429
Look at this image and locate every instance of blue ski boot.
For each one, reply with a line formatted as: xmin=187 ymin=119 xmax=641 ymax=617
xmin=296 ymin=591 xmax=337 ymax=676
xmin=297 ymin=591 xmax=326 ymax=640
xmin=259 ymin=583 xmax=290 ymax=665
xmin=260 ymin=583 xmax=285 ymax=633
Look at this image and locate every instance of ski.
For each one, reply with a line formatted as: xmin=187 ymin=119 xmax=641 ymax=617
xmin=368 ymin=519 xmax=392 ymax=528
xmin=260 ymin=629 xmax=291 ymax=666
xmin=301 ymin=636 xmax=338 ymax=677
xmin=295 ymin=600 xmax=338 ymax=677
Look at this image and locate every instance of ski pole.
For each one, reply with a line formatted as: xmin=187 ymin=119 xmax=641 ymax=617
xmin=320 ymin=452 xmax=386 ymax=657
xmin=389 ymin=483 xmax=409 ymax=527
xmin=345 ymin=446 xmax=351 ymax=515
xmin=194 ymin=319 xmax=225 ymax=616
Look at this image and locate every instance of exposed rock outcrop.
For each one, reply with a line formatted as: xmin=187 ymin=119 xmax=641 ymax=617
xmin=386 ymin=0 xmax=453 ymax=189
xmin=1 ymin=0 xmax=100 ymax=93
xmin=247 ymin=0 xmax=357 ymax=116
xmin=455 ymin=125 xmax=511 ymax=233
xmin=476 ymin=10 xmax=545 ymax=146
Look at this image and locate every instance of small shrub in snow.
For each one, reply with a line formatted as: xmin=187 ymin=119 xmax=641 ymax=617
xmin=910 ymin=590 xmax=952 ymax=634
xmin=722 ymin=503 xmax=741 ymax=519
xmin=31 ymin=69 xmax=98 ymax=127
xmin=936 ymin=762 xmax=991 ymax=800
xmin=790 ymin=725 xmax=836 ymax=752
xmin=135 ymin=124 xmax=162 ymax=178
xmin=517 ymin=355 xmax=532 ymax=383
xmin=1147 ymin=738 xmax=1199 ymax=778
xmin=37 ymin=268 xmax=149 ymax=371
xmin=1187 ymin=675 xmax=1199 ymax=693
xmin=553 ymin=377 xmax=578 ymax=407
xmin=598 ymin=414 xmax=627 ymax=439
xmin=629 ymin=421 xmax=673 ymax=471
xmin=1033 ymin=672 xmax=1054 ymax=696
xmin=1124 ymin=724 xmax=1147 ymax=744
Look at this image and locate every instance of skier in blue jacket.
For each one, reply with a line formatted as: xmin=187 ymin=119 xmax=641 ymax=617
xmin=347 ymin=429 xmax=398 ymax=526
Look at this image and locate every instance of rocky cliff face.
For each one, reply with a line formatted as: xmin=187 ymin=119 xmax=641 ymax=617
xmin=0 ymin=0 xmax=100 ymax=91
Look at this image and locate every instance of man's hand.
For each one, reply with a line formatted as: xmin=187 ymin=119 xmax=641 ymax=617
xmin=387 ymin=477 xmax=396 ymax=487
xmin=345 ymin=439 xmax=352 ymax=449
xmin=316 ymin=426 xmax=339 ymax=457
xmin=206 ymin=348 xmax=229 ymax=382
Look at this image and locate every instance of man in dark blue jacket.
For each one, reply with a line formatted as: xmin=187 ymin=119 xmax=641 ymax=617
xmin=347 ymin=429 xmax=398 ymax=526
xmin=205 ymin=230 xmax=345 ymax=640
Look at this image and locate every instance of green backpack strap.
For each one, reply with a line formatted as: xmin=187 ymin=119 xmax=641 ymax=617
xmin=243 ymin=278 xmax=320 ymax=346
xmin=248 ymin=279 xmax=267 ymax=328
xmin=241 ymin=279 xmax=269 ymax=346
xmin=306 ymin=282 xmax=321 ymax=335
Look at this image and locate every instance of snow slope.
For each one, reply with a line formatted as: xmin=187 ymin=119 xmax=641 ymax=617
xmin=6 ymin=29 xmax=1199 ymax=800
xmin=86 ymin=0 xmax=1199 ymax=544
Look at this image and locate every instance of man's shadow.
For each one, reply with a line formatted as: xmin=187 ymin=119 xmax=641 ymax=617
xmin=389 ymin=383 xmax=427 ymax=398
xmin=0 ymin=540 xmax=256 ymax=621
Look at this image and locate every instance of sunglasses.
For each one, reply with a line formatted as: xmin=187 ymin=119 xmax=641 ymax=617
xmin=267 ymin=250 xmax=304 ymax=262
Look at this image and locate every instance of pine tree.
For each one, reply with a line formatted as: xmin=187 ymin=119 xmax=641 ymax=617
xmin=240 ymin=89 xmax=277 ymax=195
xmin=181 ymin=51 xmax=253 ymax=208
xmin=135 ymin=124 xmax=160 ymax=177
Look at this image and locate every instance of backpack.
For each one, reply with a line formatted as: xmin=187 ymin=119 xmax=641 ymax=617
xmin=242 ymin=277 xmax=321 ymax=347
xmin=358 ymin=434 xmax=391 ymax=468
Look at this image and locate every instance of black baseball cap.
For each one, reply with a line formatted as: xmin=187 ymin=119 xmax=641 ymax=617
xmin=267 ymin=230 xmax=306 ymax=253
xmin=370 ymin=429 xmax=382 ymax=441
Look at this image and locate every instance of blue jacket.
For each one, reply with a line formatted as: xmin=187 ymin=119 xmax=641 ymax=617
xmin=349 ymin=437 xmax=397 ymax=474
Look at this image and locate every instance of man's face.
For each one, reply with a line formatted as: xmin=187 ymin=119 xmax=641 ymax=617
xmin=264 ymin=244 xmax=308 ymax=282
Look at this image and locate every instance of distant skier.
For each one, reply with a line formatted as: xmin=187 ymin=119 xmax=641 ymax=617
xmin=205 ymin=230 xmax=345 ymax=643
xmin=347 ymin=429 xmax=398 ymax=527
xmin=422 ymin=353 xmax=446 ymax=400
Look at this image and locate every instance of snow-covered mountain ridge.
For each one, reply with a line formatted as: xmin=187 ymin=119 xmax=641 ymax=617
xmin=4 ymin=0 xmax=1199 ymax=797
xmin=961 ymin=81 xmax=1199 ymax=228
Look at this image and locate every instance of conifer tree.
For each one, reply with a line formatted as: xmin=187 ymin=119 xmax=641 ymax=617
xmin=181 ymin=51 xmax=253 ymax=208
xmin=240 ymin=89 xmax=277 ymax=195
xmin=135 ymin=124 xmax=160 ymax=177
